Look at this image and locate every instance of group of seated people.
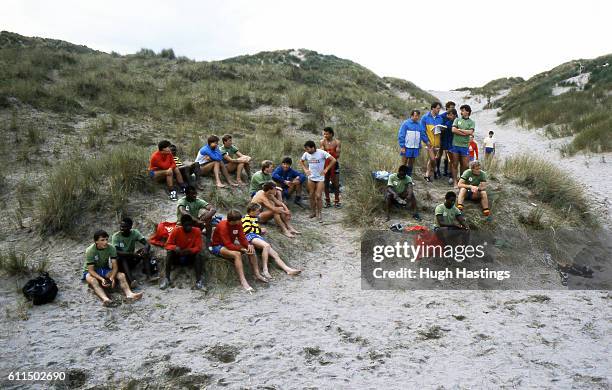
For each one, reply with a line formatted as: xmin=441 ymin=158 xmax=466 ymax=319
xmin=83 ymin=128 xmax=343 ymax=303
xmin=385 ymin=159 xmax=490 ymax=228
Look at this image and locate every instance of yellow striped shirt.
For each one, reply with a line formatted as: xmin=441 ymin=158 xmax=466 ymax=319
xmin=241 ymin=215 xmax=261 ymax=234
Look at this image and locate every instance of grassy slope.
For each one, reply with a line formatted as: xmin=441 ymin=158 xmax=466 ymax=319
xmin=494 ymin=54 xmax=612 ymax=153
xmin=0 ymin=31 xmax=436 ymax=238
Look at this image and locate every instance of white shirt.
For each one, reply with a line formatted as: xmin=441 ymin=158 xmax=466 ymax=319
xmin=483 ymin=136 xmax=495 ymax=148
xmin=301 ymin=149 xmax=332 ymax=182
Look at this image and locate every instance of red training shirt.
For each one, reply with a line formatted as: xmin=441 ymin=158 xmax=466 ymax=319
xmin=165 ymin=226 xmax=202 ymax=254
xmin=211 ymin=220 xmax=249 ymax=251
xmin=149 ymin=150 xmax=177 ymax=171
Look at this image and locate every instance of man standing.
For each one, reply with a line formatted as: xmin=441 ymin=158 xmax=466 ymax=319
xmin=397 ymin=110 xmax=431 ymax=178
xmin=420 ymin=102 xmax=444 ymax=181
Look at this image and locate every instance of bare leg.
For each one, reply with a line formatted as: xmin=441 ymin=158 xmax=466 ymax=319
xmin=457 ymin=188 xmax=467 ymax=209
xmin=307 ymin=180 xmax=316 ymax=218
xmin=282 ymin=213 xmax=300 ymax=235
xmin=451 ymin=153 xmax=460 ymax=188
xmin=314 ymin=181 xmax=325 ymax=221
xmin=212 ymin=162 xmax=226 ymax=188
xmin=268 ymin=246 xmax=300 ymax=275
xmin=117 ymin=272 xmax=143 ymax=301
xmin=480 ymin=191 xmax=489 ymax=211
xmin=274 ymin=212 xmax=295 ymax=238
xmin=86 ymin=275 xmax=111 ymax=305
xmin=221 ymin=248 xmax=252 ymax=291
xmin=236 ymin=163 xmax=245 ymax=184
xmin=220 ymin=162 xmax=238 ymax=186
xmin=252 ymin=239 xmax=271 ymax=278
xmin=248 ymin=253 xmax=268 ymax=283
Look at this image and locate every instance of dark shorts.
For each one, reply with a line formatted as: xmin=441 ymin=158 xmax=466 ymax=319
xmin=485 ymin=147 xmax=494 ymax=154
xmin=82 ymin=267 xmax=111 ymax=281
xmin=401 ymin=148 xmax=420 ymax=158
xmin=168 ymin=252 xmax=196 ymax=266
xmin=450 ymin=145 xmax=469 ymax=156
xmin=117 ymin=253 xmax=143 ymax=268
xmin=149 ymin=170 xmax=156 ymax=178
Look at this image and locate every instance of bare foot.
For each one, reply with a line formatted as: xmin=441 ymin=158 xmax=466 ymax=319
xmin=216 ymin=183 xmax=227 ymax=188
xmin=309 ymin=213 xmax=316 ymax=218
xmin=286 ymin=269 xmax=302 ymax=276
xmin=126 ymin=292 xmax=143 ymax=302
xmin=236 ymin=181 xmax=246 ymax=186
xmin=262 ymin=270 xmax=273 ymax=279
xmin=102 ymin=299 xmax=112 ymax=307
xmin=282 ymin=231 xmax=296 ymax=238
xmin=243 ymin=286 xmax=254 ymax=294
xmin=230 ymin=182 xmax=240 ymax=187
xmin=256 ymin=274 xmax=269 ymax=283
xmin=290 ymin=228 xmax=301 ymax=234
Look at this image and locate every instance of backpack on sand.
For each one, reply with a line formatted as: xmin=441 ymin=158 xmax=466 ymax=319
xmin=22 ymin=272 xmax=58 ymax=305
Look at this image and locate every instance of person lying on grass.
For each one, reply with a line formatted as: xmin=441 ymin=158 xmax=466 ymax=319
xmin=169 ymin=144 xmax=201 ymax=189
xmin=272 ymin=156 xmax=306 ymax=207
xmin=251 ymin=181 xmax=301 ymax=238
xmin=177 ymin=185 xmax=217 ymax=244
xmin=384 ymin=165 xmax=421 ymax=222
xmin=456 ymin=160 xmax=491 ymax=217
xmin=209 ymin=209 xmax=268 ymax=292
xmin=149 ymin=139 xmax=186 ymax=201
xmin=242 ymin=203 xmax=302 ymax=278
xmin=160 ymin=214 xmax=206 ymax=291
xmin=220 ymin=134 xmax=252 ymax=185
xmin=195 ymin=135 xmax=239 ymax=188
xmin=111 ymin=217 xmax=157 ymax=288
xmin=82 ymin=230 xmax=143 ymax=306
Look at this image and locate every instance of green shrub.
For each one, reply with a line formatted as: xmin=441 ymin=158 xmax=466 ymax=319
xmin=36 ymin=145 xmax=154 ymax=235
xmin=501 ymin=155 xmax=591 ymax=223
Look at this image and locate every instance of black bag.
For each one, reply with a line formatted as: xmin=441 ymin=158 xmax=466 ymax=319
xmin=22 ymin=272 xmax=58 ymax=305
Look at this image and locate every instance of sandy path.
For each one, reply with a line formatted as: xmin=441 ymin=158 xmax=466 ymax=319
xmin=1 ymin=204 xmax=611 ymax=389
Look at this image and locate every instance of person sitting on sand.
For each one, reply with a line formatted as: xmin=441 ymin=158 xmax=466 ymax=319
xmin=456 ymin=160 xmax=491 ymax=217
xmin=220 ymin=134 xmax=251 ymax=185
xmin=398 ymin=109 xmax=431 ymax=178
xmin=252 ymin=182 xmax=300 ymax=238
xmin=434 ymin=191 xmax=470 ymax=245
xmin=242 ymin=203 xmax=302 ymax=278
xmin=177 ymin=185 xmax=217 ymax=243
xmin=250 ymin=160 xmax=283 ymax=201
xmin=159 ymin=215 xmax=206 ymax=290
xmin=82 ymin=230 xmax=143 ymax=306
xmin=272 ymin=156 xmax=306 ymax=206
xmin=210 ymin=209 xmax=268 ymax=292
xmin=111 ymin=217 xmax=157 ymax=288
xmin=450 ymin=104 xmax=475 ymax=188
xmin=300 ymin=140 xmax=337 ymax=222
xmin=483 ymin=131 xmax=496 ymax=158
xmin=195 ymin=135 xmax=238 ymax=188
xmin=169 ymin=144 xmax=201 ymax=189
xmin=320 ymin=126 xmax=342 ymax=208
xmin=149 ymin=140 xmax=186 ymax=201
xmin=385 ymin=165 xmax=421 ymax=222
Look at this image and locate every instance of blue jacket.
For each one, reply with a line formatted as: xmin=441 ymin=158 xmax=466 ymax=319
xmin=272 ymin=166 xmax=305 ymax=185
xmin=398 ymin=119 xmax=428 ymax=149
xmin=440 ymin=112 xmax=454 ymax=147
xmin=195 ymin=144 xmax=224 ymax=164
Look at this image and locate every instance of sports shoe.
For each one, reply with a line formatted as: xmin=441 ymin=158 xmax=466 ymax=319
xmin=413 ymin=213 xmax=422 ymax=221
xmin=396 ymin=198 xmax=407 ymax=206
xmin=424 ymin=176 xmax=432 ymax=183
xmin=195 ymin=279 xmax=207 ymax=291
xmin=334 ymin=202 xmax=342 ymax=208
xmin=324 ymin=201 xmax=332 ymax=208
xmin=159 ymin=277 xmax=170 ymax=290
